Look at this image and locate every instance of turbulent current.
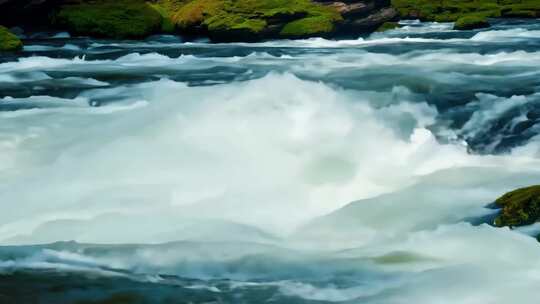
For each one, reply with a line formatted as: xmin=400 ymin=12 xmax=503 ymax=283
xmin=1 ymin=19 xmax=540 ymax=303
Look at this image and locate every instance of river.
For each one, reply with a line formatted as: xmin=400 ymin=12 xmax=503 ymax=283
xmin=1 ymin=19 xmax=540 ymax=303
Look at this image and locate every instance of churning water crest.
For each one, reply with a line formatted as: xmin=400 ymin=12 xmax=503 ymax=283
xmin=1 ymin=19 xmax=540 ymax=303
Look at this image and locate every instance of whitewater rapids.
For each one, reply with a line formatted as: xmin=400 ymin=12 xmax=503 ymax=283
xmin=1 ymin=19 xmax=540 ymax=303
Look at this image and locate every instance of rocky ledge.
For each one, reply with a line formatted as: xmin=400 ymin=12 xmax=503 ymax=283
xmin=2 ymin=0 xmax=538 ymax=47
xmin=317 ymin=0 xmax=398 ymax=35
xmin=393 ymin=0 xmax=540 ymax=25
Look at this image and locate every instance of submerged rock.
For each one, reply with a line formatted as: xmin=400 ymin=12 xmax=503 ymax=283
xmin=0 ymin=26 xmax=23 ymax=52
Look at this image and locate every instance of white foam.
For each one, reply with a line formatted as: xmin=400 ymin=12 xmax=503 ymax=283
xmin=0 ymin=73 xmax=537 ymax=244
xmin=472 ymin=28 xmax=540 ymax=42
xmin=461 ymin=93 xmax=531 ymax=136
xmin=52 ymin=32 xmax=71 ymax=39
xmin=0 ymin=22 xmax=540 ymax=302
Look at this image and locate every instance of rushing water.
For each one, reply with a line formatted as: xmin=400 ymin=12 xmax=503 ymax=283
xmin=1 ymin=19 xmax=540 ymax=303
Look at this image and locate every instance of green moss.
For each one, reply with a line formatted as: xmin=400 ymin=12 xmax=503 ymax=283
xmin=493 ymin=185 xmax=540 ymax=228
xmin=206 ymin=15 xmax=267 ymax=33
xmin=281 ymin=16 xmax=335 ymax=37
xmin=454 ymin=15 xmax=489 ymax=30
xmin=376 ymin=22 xmax=400 ymax=32
xmin=503 ymin=8 xmax=538 ymax=17
xmin=53 ymin=0 xmax=163 ymax=39
xmin=168 ymin=0 xmax=224 ymax=29
xmin=50 ymin=0 xmax=368 ymax=40
xmin=391 ymin=0 xmax=540 ymax=23
xmin=154 ymin=0 xmax=342 ymax=39
xmin=149 ymin=3 xmax=177 ymax=32
xmin=278 ymin=1 xmax=341 ymax=37
xmin=502 ymin=1 xmax=540 ymax=17
xmin=0 ymin=26 xmax=22 ymax=52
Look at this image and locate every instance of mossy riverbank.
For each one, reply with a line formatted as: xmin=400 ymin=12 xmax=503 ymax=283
xmin=51 ymin=0 xmax=344 ymax=41
xmin=53 ymin=0 xmax=163 ymax=39
xmin=1 ymin=0 xmax=539 ymax=44
xmin=392 ymin=0 xmax=540 ymax=25
xmin=47 ymin=0 xmax=540 ymax=41
xmin=170 ymin=0 xmax=342 ymax=38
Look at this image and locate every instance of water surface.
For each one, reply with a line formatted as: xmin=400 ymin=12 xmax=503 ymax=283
xmin=1 ymin=19 xmax=540 ymax=303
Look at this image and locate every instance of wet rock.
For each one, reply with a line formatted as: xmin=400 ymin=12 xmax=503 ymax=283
xmin=339 ymin=7 xmax=398 ymax=33
xmin=493 ymin=185 xmax=540 ymax=228
xmin=326 ymin=1 xmax=371 ymax=17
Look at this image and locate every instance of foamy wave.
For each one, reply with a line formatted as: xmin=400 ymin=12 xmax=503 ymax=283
xmin=1 ymin=73 xmax=538 ymax=245
xmin=472 ymin=28 xmax=540 ymax=42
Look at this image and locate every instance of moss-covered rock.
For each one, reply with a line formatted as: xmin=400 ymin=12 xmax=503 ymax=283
xmin=501 ymin=1 xmax=540 ymax=18
xmin=0 ymin=26 xmax=22 ymax=52
xmin=32 ymin=0 xmax=393 ymax=41
xmin=454 ymin=15 xmax=489 ymax=30
xmin=48 ymin=0 xmax=391 ymax=41
xmin=53 ymin=0 xmax=163 ymax=39
xmin=148 ymin=2 xmax=177 ymax=33
xmin=280 ymin=15 xmax=337 ymax=37
xmin=168 ymin=0 xmax=224 ymax=30
xmin=391 ymin=0 xmax=540 ymax=24
xmin=153 ymin=0 xmax=342 ymax=41
xmin=493 ymin=185 xmax=540 ymax=228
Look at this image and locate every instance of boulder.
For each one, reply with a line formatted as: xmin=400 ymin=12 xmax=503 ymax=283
xmin=338 ymin=7 xmax=398 ymax=34
xmin=493 ymin=185 xmax=540 ymax=228
xmin=326 ymin=2 xmax=371 ymax=17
